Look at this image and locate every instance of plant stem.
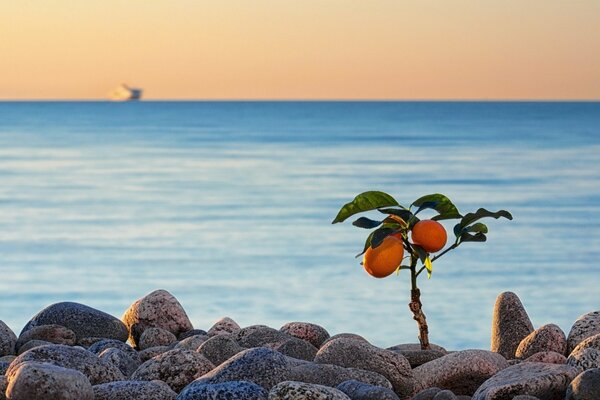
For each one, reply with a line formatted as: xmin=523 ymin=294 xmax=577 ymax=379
xmin=430 ymin=243 xmax=458 ymax=262
xmin=409 ymin=254 xmax=431 ymax=350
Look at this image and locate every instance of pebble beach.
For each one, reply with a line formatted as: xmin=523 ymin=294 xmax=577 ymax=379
xmin=1 ymin=289 xmax=599 ymax=400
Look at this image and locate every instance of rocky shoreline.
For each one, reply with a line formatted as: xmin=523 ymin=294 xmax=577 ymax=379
xmin=1 ymin=289 xmax=599 ymax=400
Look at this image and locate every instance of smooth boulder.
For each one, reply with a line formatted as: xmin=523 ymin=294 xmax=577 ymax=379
xmin=177 ymin=380 xmax=268 ymax=400
xmin=336 ymin=379 xmax=400 ymax=400
xmin=566 ymin=368 xmax=600 ymax=400
xmin=269 ymin=381 xmax=351 ymax=400
xmin=15 ymin=324 xmax=76 ymax=351
xmin=567 ymin=347 xmax=600 ymax=370
xmin=207 ymin=317 xmax=241 ymax=337
xmin=567 ymin=311 xmax=600 ymax=354
xmin=515 ymin=324 xmax=567 ymax=359
xmin=98 ymin=347 xmax=141 ymax=378
xmin=197 ymin=333 xmax=246 ymax=366
xmin=0 ymin=320 xmax=17 ymax=356
xmin=280 ymin=322 xmax=330 ymax=348
xmin=93 ymin=380 xmax=177 ymax=400
xmin=490 ymin=292 xmax=534 ymax=359
xmin=524 ymin=351 xmax=567 ymax=364
xmin=139 ymin=327 xmax=178 ymax=350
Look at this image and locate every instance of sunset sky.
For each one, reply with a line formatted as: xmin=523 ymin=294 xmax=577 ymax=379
xmin=1 ymin=1 xmax=599 ymax=100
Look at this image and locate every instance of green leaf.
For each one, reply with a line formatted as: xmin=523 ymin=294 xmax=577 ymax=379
xmin=378 ymin=208 xmax=414 ymax=222
xmin=352 ymin=217 xmax=383 ymax=229
xmin=356 ymin=230 xmax=376 ymax=258
xmin=454 ymin=208 xmax=513 ymax=236
xmin=411 ymin=193 xmax=462 ymax=221
xmin=454 ymin=222 xmax=488 ymax=236
xmin=459 ymin=232 xmax=487 ymax=242
xmin=355 ymin=227 xmax=395 ymax=258
xmin=414 ymin=245 xmax=429 ymax=263
xmin=332 ymin=191 xmax=400 ymax=224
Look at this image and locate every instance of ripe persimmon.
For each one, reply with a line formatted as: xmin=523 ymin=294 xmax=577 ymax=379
xmin=362 ymin=235 xmax=404 ymax=278
xmin=411 ymin=220 xmax=447 ymax=253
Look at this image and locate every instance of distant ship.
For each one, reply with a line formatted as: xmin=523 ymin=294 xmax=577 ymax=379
xmin=108 ymin=84 xmax=143 ymax=101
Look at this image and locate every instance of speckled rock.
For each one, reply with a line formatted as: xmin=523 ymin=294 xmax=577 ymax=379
xmin=266 ymin=337 xmax=318 ymax=361
xmin=177 ymin=380 xmax=268 ymax=400
xmin=179 ymin=329 xmax=208 ymax=340
xmin=20 ymin=302 xmax=128 ymax=342
xmin=207 ymin=317 xmax=241 ymax=337
xmin=387 ymin=343 xmax=447 ymax=352
xmin=490 ymin=292 xmax=534 ymax=359
xmin=87 ymin=338 xmax=141 ymax=364
xmin=77 ymin=336 xmax=106 ymax=347
xmin=567 ymin=311 xmax=600 ymax=354
xmin=511 ymin=396 xmax=540 ymax=400
xmin=389 ymin=349 xmax=446 ymax=368
xmin=0 ymin=375 xmax=6 ymax=400
xmin=433 ymin=390 xmax=458 ymax=400
xmin=412 ymin=387 xmax=442 ymax=400
xmin=16 ymin=339 xmax=53 ymax=355
xmin=235 ymin=325 xmax=291 ymax=347
xmin=15 ymin=324 xmax=76 ymax=351
xmin=524 ymin=351 xmax=567 ymax=364
xmin=336 ymin=379 xmax=400 ymax=400
xmin=565 ymin=368 xmax=600 ymax=400
xmin=175 ymin=334 xmax=209 ymax=351
xmin=197 ymin=333 xmax=246 ymax=366
xmin=139 ymin=327 xmax=178 ymax=350
xmin=0 ymin=355 xmax=16 ymax=363
xmin=5 ymin=361 xmax=94 ymax=400
xmin=515 ymin=324 xmax=567 ymax=359
xmin=472 ymin=362 xmax=580 ymax=400
xmin=99 ymin=347 xmax=141 ymax=378
xmin=269 ymin=381 xmax=351 ymax=400
xmin=131 ymin=348 xmax=214 ymax=392
xmin=280 ymin=322 xmax=330 ymax=348
xmin=315 ymin=337 xmax=414 ymax=398
xmin=0 ymin=361 xmax=10 ymax=375
xmin=571 ymin=332 xmax=600 ymax=354
xmin=7 ymin=344 xmax=125 ymax=384
xmin=291 ymin=363 xmax=392 ymax=390
xmin=414 ymin=349 xmax=509 ymax=395
xmin=567 ymin=347 xmax=600 ymax=370
xmin=93 ymin=380 xmax=177 ymax=400
xmin=122 ymin=289 xmax=193 ymax=347
xmin=0 ymin=321 xmax=17 ymax=357
xmin=139 ymin=345 xmax=170 ymax=362
xmin=321 ymin=333 xmax=368 ymax=348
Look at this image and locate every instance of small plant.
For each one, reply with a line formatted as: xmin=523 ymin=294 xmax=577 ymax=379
xmin=333 ymin=191 xmax=512 ymax=350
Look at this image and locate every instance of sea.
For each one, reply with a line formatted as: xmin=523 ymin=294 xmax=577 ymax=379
xmin=0 ymin=101 xmax=599 ymax=350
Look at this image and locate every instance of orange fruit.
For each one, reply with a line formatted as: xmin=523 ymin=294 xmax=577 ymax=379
xmin=411 ymin=220 xmax=447 ymax=253
xmin=362 ymin=236 xmax=404 ymax=278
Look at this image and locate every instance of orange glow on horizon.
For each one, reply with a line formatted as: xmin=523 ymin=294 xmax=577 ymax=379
xmin=1 ymin=1 xmax=599 ymax=100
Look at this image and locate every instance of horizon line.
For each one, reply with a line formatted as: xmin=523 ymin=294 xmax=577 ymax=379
xmin=0 ymin=98 xmax=599 ymax=103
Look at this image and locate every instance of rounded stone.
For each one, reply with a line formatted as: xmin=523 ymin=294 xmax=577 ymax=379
xmin=87 ymin=338 xmax=141 ymax=364
xmin=177 ymin=380 xmax=268 ymax=400
xmin=7 ymin=344 xmax=125 ymax=384
xmin=433 ymin=390 xmax=458 ymax=400
xmin=5 ymin=361 xmax=94 ymax=400
xmin=0 ymin=361 xmax=10 ymax=375
xmin=99 ymin=347 xmax=141 ymax=378
xmin=130 ymin=348 xmax=214 ymax=392
xmin=179 ymin=329 xmax=208 ymax=340
xmin=17 ymin=339 xmax=53 ymax=355
xmin=566 ymin=368 xmax=600 ymax=400
xmin=0 ymin=375 xmax=7 ymax=400
xmin=280 ymin=322 xmax=330 ymax=348
xmin=197 ymin=333 xmax=246 ymax=366
xmin=321 ymin=333 xmax=368 ymax=348
xmin=314 ymin=337 xmax=414 ymax=398
xmin=266 ymin=337 xmax=318 ymax=361
xmin=15 ymin=324 xmax=76 ymax=351
xmin=0 ymin=320 xmax=17 ymax=357
xmin=175 ymin=334 xmax=209 ymax=351
xmin=139 ymin=345 xmax=170 ymax=362
xmin=567 ymin=347 xmax=600 ymax=370
xmin=523 ymin=351 xmax=567 ymax=364
xmin=336 ymin=379 xmax=400 ymax=400
xmin=412 ymin=387 xmax=442 ymax=400
xmin=139 ymin=327 xmax=178 ymax=350
xmin=567 ymin=311 xmax=600 ymax=354
xmin=490 ymin=292 xmax=534 ymax=359
xmin=207 ymin=317 xmax=241 ymax=337
xmin=122 ymin=289 xmax=193 ymax=347
xmin=269 ymin=381 xmax=351 ymax=400
xmin=389 ymin=349 xmax=447 ymax=368
xmin=571 ymin=332 xmax=600 ymax=354
xmin=413 ymin=349 xmax=509 ymax=396
xmin=512 ymin=396 xmax=541 ymax=400
xmin=472 ymin=362 xmax=580 ymax=400
xmin=234 ymin=325 xmax=291 ymax=348
xmin=93 ymin=380 xmax=177 ymax=400
xmin=515 ymin=324 xmax=567 ymax=359
xmin=20 ymin=302 xmax=128 ymax=342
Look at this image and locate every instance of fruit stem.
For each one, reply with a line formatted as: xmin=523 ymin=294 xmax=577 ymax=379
xmin=409 ymin=254 xmax=431 ymax=350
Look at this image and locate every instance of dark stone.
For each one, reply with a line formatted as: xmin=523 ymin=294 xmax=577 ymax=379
xmin=433 ymin=390 xmax=458 ymax=400
xmin=179 ymin=329 xmax=208 ymax=340
xmin=390 ymin=349 xmax=446 ymax=368
xmin=280 ymin=322 xmax=331 ymax=348
xmin=269 ymin=381 xmax=350 ymax=399
xmin=98 ymin=347 xmax=140 ymax=378
xmin=412 ymin=387 xmax=442 ymax=400
xmin=177 ymin=380 xmax=268 ymax=400
xmin=139 ymin=327 xmax=178 ymax=350
xmin=234 ymin=325 xmax=291 ymax=348
xmin=15 ymin=324 xmax=76 ymax=351
xmin=87 ymin=339 xmax=141 ymax=365
xmin=175 ymin=334 xmax=209 ymax=351
xmin=266 ymin=337 xmax=318 ymax=361
xmin=490 ymin=292 xmax=534 ymax=359
xmin=567 ymin=311 xmax=600 ymax=354
xmin=93 ymin=380 xmax=177 ymax=400
xmin=0 ymin=320 xmax=17 ymax=357
xmin=565 ymin=368 xmax=600 ymax=400
xmin=17 ymin=339 xmax=53 ymax=355
xmin=197 ymin=333 xmax=245 ymax=366
xmin=139 ymin=345 xmax=169 ymax=362
xmin=336 ymin=379 xmax=400 ymax=400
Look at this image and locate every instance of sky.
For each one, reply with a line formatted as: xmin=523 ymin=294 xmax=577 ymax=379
xmin=1 ymin=0 xmax=599 ymax=100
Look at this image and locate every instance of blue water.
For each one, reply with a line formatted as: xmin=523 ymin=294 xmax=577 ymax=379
xmin=1 ymin=101 xmax=599 ymax=350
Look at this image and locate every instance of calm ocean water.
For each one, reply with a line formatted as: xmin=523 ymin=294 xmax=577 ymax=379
xmin=0 ymin=101 xmax=599 ymax=350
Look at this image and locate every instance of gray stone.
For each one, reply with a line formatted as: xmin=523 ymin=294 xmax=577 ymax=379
xmin=571 ymin=332 xmax=600 ymax=354
xmin=93 ymin=380 xmax=177 ymax=400
xmin=515 ymin=324 xmax=567 ymax=359
xmin=490 ymin=292 xmax=534 ymax=359
xmin=511 ymin=396 xmax=540 ymax=400
xmin=131 ymin=348 xmax=214 ymax=392
xmin=20 ymin=302 xmax=128 ymax=342
xmin=472 ymin=362 xmax=580 ymax=400
xmin=266 ymin=337 xmax=318 ymax=361
xmin=414 ymin=349 xmax=509 ymax=396
xmin=0 ymin=321 xmax=17 ymax=357
xmin=412 ymin=387 xmax=441 ymax=400
xmin=235 ymin=325 xmax=291 ymax=347
xmin=87 ymin=338 xmax=141 ymax=364
xmin=0 ymin=355 xmax=15 ymax=363
xmin=0 ymin=375 xmax=6 ymax=400
xmin=179 ymin=329 xmax=208 ymax=340
xmin=433 ymin=390 xmax=458 ymax=400
xmin=197 ymin=333 xmax=246 ymax=366
xmin=122 ymin=289 xmax=193 ymax=347
xmin=315 ymin=337 xmax=414 ymax=398
xmin=321 ymin=333 xmax=368 ymax=348
xmin=523 ymin=351 xmax=567 ymax=364
xmin=566 ymin=368 xmax=600 ymax=400
xmin=5 ymin=361 xmax=94 ymax=400
xmin=280 ymin=322 xmax=331 ymax=348
xmin=139 ymin=345 xmax=170 ymax=362
xmin=175 ymin=334 xmax=209 ymax=351
xmin=389 ymin=349 xmax=446 ymax=368
xmin=99 ymin=347 xmax=141 ymax=378
xmin=15 ymin=324 xmax=76 ymax=351
xmin=269 ymin=381 xmax=351 ymax=400
xmin=336 ymin=379 xmax=400 ymax=400
xmin=139 ymin=327 xmax=178 ymax=350
xmin=16 ymin=339 xmax=53 ymax=355
xmin=567 ymin=311 xmax=600 ymax=354
xmin=177 ymin=380 xmax=268 ymax=399
xmin=0 ymin=361 xmax=10 ymax=375
xmin=387 ymin=343 xmax=447 ymax=352
xmin=567 ymin=347 xmax=600 ymax=370
xmin=77 ymin=336 xmax=106 ymax=347
xmin=291 ymin=363 xmax=392 ymax=390
xmin=207 ymin=317 xmax=241 ymax=337
xmin=7 ymin=343 xmax=125 ymax=384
